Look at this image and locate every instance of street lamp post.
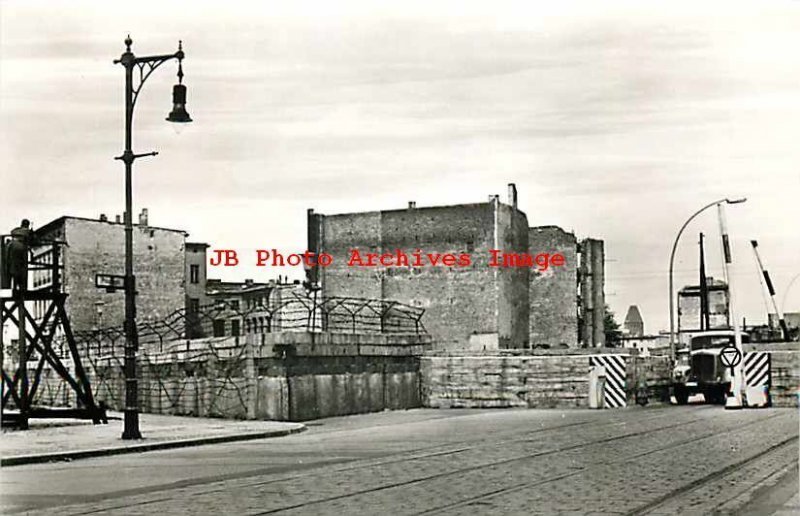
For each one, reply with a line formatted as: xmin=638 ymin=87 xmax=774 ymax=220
xmin=114 ymin=36 xmax=192 ymax=440
xmin=668 ymin=197 xmax=746 ymax=361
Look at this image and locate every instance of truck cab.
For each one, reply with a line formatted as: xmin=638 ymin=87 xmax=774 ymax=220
xmin=672 ymin=330 xmax=749 ymax=405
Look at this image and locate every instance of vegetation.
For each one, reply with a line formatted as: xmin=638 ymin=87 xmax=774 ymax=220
xmin=604 ymin=304 xmax=623 ymax=347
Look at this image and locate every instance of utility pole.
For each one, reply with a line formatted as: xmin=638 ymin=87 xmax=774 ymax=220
xmin=699 ymin=232 xmax=709 ymax=331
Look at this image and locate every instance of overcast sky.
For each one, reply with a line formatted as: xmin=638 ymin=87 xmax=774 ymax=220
xmin=2 ymin=0 xmax=799 ymax=333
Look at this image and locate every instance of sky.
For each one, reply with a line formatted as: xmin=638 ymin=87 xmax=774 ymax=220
xmin=1 ymin=0 xmax=799 ymax=334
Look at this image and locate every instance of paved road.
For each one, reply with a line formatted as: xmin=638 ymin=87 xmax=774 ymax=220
xmin=1 ymin=405 xmax=797 ymax=515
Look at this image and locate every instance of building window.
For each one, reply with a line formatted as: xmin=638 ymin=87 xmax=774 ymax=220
xmin=186 ymin=298 xmax=202 ymax=339
xmin=190 ymin=264 xmax=200 ymax=284
xmin=231 ymin=320 xmax=240 ymax=336
xmin=213 ymin=319 xmax=226 ymax=337
xmin=230 ymin=300 xmax=240 ymax=311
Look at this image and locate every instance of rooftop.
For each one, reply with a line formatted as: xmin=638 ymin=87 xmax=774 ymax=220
xmin=35 ymin=215 xmax=188 ymax=237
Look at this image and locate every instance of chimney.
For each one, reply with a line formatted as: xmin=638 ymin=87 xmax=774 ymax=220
xmin=115 ymin=214 xmax=121 ymax=223
xmin=507 ymin=183 xmax=518 ymax=209
xmin=244 ymin=278 xmax=254 ymax=287
xmin=408 ymin=201 xmax=416 ymax=209
xmin=99 ymin=213 xmax=108 ymax=222
xmin=139 ymin=208 xmax=148 ymax=227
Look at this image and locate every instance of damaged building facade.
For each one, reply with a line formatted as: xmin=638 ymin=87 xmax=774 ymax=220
xmin=32 ymin=213 xmax=190 ymax=333
xmin=528 ymin=227 xmax=605 ymax=348
xmin=308 ymin=185 xmax=605 ymax=350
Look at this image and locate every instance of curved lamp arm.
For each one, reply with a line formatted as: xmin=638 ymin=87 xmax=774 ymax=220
xmin=669 ymin=199 xmax=730 ymax=275
xmin=114 ymin=37 xmax=184 ymax=115
xmin=668 ymin=197 xmax=747 ymax=357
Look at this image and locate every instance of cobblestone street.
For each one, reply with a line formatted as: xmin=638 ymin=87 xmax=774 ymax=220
xmin=2 ymin=405 xmax=797 ymax=515
xmin=3 ymin=2 xmax=800 ymax=514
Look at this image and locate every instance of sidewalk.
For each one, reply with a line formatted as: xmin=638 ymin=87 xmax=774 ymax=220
xmin=0 ymin=412 xmax=305 ymax=466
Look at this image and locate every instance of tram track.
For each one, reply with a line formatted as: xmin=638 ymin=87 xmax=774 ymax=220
xmin=413 ymin=411 xmax=791 ymax=515
xmin=232 ymin=405 xmax=701 ymax=493
xmin=246 ymin=408 xmax=785 ymax=515
xmin=46 ymin=407 xmax=697 ymax=516
xmin=627 ymin=434 xmax=799 ymax=515
xmin=31 ymin=407 xmax=796 ymax=516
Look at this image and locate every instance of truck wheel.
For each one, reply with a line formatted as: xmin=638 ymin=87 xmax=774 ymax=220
xmin=674 ymin=385 xmax=689 ymax=405
xmin=710 ymin=389 xmax=724 ymax=405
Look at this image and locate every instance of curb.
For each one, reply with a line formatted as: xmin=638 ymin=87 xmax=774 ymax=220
xmin=1 ymin=424 xmax=306 ymax=467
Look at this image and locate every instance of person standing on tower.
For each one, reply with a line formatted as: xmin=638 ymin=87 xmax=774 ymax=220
xmin=6 ymin=219 xmax=38 ymax=295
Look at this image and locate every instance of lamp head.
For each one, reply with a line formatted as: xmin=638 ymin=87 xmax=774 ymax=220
xmin=166 ymin=83 xmax=192 ymax=123
xmin=725 ymin=197 xmax=747 ymax=204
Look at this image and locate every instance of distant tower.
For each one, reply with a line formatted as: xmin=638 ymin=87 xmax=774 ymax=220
xmin=624 ymin=305 xmax=644 ymax=337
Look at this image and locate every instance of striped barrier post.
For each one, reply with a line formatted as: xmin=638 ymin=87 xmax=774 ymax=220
xmin=743 ymin=351 xmax=771 ymax=407
xmin=589 ymin=355 xmax=627 ymax=408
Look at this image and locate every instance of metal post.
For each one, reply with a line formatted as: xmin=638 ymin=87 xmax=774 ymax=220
xmin=17 ymin=300 xmax=28 ymax=429
xmin=121 ymin=53 xmax=141 ymax=440
xmin=245 ymin=330 xmax=256 ymax=420
xmin=114 ymin=36 xmax=187 ymax=439
xmin=719 ymin=204 xmax=744 ymax=409
xmin=51 ymin=244 xmax=60 ymax=294
xmin=699 ymin=232 xmax=709 ymax=331
xmin=0 ymin=305 xmax=4 ymax=427
xmin=0 ymin=238 xmax=4 ymax=427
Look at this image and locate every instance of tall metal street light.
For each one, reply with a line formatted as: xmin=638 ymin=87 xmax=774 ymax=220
xmin=114 ymin=36 xmax=192 ymax=440
xmin=668 ymin=197 xmax=747 ymax=360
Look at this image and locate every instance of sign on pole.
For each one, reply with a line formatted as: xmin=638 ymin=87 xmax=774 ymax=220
xmin=719 ymin=344 xmax=742 ymax=373
xmin=95 ymin=273 xmax=126 ymax=293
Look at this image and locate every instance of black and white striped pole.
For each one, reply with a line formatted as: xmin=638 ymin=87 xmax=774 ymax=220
xmin=751 ymin=240 xmax=789 ymax=341
xmin=718 ymin=202 xmax=746 ymax=409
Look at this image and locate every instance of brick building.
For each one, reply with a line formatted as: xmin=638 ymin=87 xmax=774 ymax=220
xmin=579 ymin=238 xmax=605 ymax=347
xmin=308 ymin=185 xmax=605 ymax=350
xmin=309 ymin=193 xmax=529 ymax=349
xmin=528 ymin=226 xmax=579 ymax=347
xmin=33 ymin=212 xmax=190 ymax=333
xmin=185 ymin=242 xmax=209 ymax=314
xmin=205 ymin=278 xmax=314 ymax=337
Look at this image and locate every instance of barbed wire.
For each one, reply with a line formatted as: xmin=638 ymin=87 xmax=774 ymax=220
xmin=69 ymin=289 xmax=426 ymax=356
xmin=29 ymin=291 xmax=426 ymax=414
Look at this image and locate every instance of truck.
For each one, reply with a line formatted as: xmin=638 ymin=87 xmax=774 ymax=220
xmin=672 ymin=330 xmax=749 ymax=405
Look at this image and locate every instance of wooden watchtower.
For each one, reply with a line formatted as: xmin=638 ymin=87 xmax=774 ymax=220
xmin=1 ymin=237 xmax=106 ymax=429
